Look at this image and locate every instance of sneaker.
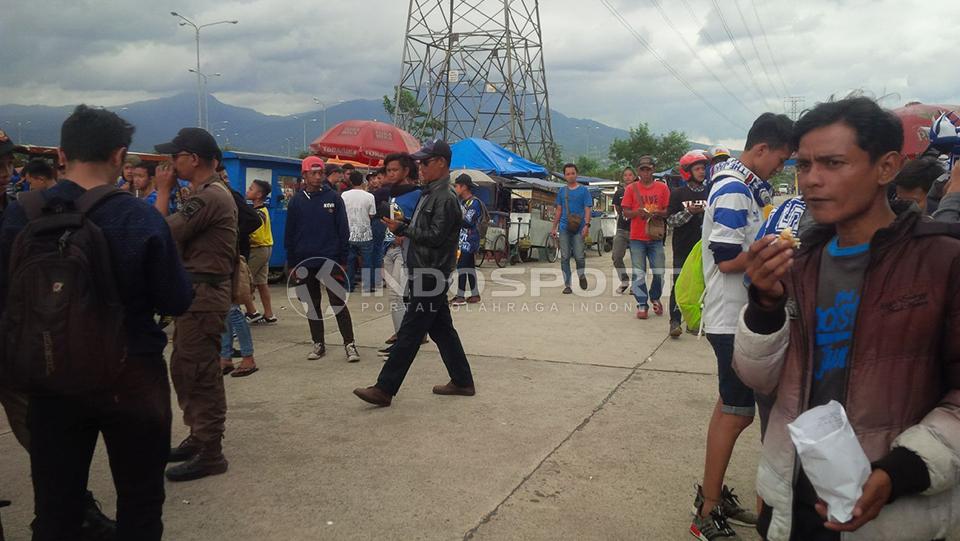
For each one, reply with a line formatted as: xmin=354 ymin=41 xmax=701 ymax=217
xmin=450 ymin=296 xmax=467 ymax=306
xmin=245 ymin=311 xmax=263 ymax=323
xmin=378 ymin=344 xmax=394 ymax=358
xmin=578 ymin=275 xmax=588 ymax=289
xmin=307 ymin=343 xmax=326 ymax=360
xmin=562 ymin=286 xmax=573 ymax=294
xmin=636 ymin=308 xmax=648 ymax=320
xmin=651 ymin=300 xmax=664 ymax=316
xmin=692 ymin=484 xmax=757 ymax=527
xmin=616 ymin=284 xmax=629 ymax=295
xmin=670 ymin=321 xmax=683 ymax=338
xmin=690 ymin=506 xmax=740 ymax=540
xmin=259 ymin=315 xmax=278 ymax=325
xmin=345 ymin=342 xmax=361 ymax=363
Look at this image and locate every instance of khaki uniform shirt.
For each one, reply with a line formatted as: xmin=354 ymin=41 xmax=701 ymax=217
xmin=166 ymin=175 xmax=238 ymax=312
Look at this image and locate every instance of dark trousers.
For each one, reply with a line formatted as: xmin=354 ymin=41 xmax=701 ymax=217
xmin=669 ymin=253 xmax=687 ymax=324
xmin=28 ymin=358 xmax=171 ymax=541
xmin=376 ymin=273 xmax=474 ymax=395
xmin=297 ymin=266 xmax=355 ymax=345
xmin=456 ymin=251 xmax=477 ymax=297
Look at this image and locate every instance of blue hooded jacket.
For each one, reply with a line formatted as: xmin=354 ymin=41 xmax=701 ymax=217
xmin=284 ymin=185 xmax=349 ymax=267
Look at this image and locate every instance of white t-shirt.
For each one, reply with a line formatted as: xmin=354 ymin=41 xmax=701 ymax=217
xmin=341 ymin=189 xmax=376 ymax=242
xmin=701 ymin=165 xmax=763 ymax=334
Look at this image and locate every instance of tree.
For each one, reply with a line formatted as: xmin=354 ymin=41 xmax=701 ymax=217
xmin=608 ymin=122 xmax=690 ymax=172
xmin=383 ymin=87 xmax=444 ymax=138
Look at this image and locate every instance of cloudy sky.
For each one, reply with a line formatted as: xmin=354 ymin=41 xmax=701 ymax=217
xmin=1 ymin=0 xmax=957 ymax=148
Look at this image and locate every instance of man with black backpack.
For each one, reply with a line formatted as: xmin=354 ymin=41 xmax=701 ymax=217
xmin=0 ymin=105 xmax=193 ymax=540
xmin=153 ymin=127 xmax=238 ymax=482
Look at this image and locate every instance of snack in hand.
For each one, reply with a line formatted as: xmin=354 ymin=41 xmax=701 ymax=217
xmin=779 ymin=226 xmax=801 ymax=248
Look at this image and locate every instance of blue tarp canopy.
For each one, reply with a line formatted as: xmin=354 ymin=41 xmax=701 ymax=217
xmin=450 ymin=138 xmax=548 ymax=178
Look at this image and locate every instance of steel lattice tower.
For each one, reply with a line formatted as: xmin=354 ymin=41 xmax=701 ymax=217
xmin=395 ymin=0 xmax=557 ymax=164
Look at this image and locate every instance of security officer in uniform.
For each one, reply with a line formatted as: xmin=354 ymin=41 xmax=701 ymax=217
xmin=153 ymin=128 xmax=238 ymax=482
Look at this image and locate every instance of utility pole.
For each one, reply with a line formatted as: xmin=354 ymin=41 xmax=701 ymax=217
xmin=171 ymin=12 xmax=238 ymax=129
xmin=783 ymin=96 xmax=805 ymax=121
xmin=396 ymin=0 xmax=556 ymax=164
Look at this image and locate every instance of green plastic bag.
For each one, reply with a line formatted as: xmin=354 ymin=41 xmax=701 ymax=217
xmin=675 ymin=240 xmax=706 ymax=333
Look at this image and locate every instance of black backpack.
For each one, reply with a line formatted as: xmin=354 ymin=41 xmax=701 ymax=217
xmin=0 ymin=185 xmax=130 ymax=395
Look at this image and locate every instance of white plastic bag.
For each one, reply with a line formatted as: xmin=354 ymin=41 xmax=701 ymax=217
xmin=788 ymin=400 xmax=871 ymax=523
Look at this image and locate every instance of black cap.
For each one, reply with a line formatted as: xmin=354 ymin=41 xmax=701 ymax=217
xmin=411 ymin=139 xmax=452 ymax=163
xmin=324 ymin=163 xmax=343 ymax=175
xmin=0 ymin=129 xmax=17 ymax=157
xmin=155 ymin=127 xmax=220 ymax=159
xmin=454 ymin=173 xmax=477 ymax=190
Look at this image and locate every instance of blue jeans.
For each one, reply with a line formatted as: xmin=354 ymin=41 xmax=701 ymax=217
xmin=558 ymin=230 xmax=586 ymax=287
xmin=370 ymin=221 xmax=388 ymax=286
xmin=347 ymin=240 xmax=375 ymax=291
xmin=629 ymin=240 xmax=665 ymax=309
xmin=220 ymin=305 xmax=253 ymax=358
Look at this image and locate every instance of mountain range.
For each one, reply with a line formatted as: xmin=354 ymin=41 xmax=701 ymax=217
xmin=0 ymin=93 xmax=690 ymax=161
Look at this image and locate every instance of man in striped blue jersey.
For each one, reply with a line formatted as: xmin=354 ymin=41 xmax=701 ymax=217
xmin=691 ymin=113 xmax=795 ymax=541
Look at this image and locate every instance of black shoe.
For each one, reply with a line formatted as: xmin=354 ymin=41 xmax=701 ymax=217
xmin=578 ymin=275 xmax=588 ymax=289
xmin=168 ymin=434 xmax=200 ymax=463
xmin=80 ymin=491 xmax=116 ymax=540
xmin=165 ymin=448 xmax=229 ymax=482
xmin=231 ymin=348 xmax=242 ymax=358
xmin=562 ymin=286 xmax=573 ymax=294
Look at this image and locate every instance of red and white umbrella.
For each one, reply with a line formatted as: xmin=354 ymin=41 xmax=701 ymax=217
xmin=309 ymin=120 xmax=421 ymax=165
xmin=892 ymin=102 xmax=960 ymax=158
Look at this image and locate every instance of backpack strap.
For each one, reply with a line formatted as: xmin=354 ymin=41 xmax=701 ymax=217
xmin=74 ymin=184 xmax=130 ymax=215
xmin=913 ymin=219 xmax=960 ymax=239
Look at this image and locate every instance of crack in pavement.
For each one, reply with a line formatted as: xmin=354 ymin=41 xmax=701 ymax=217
xmin=462 ymin=334 xmax=673 ymax=540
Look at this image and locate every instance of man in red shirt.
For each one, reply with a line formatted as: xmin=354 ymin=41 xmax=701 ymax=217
xmin=620 ymin=156 xmax=670 ymax=319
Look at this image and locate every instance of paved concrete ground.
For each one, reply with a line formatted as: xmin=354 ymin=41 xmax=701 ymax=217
xmin=0 ymin=248 xmax=763 ymax=540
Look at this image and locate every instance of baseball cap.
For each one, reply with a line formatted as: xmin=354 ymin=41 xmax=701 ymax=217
xmin=636 ymin=155 xmax=655 ymax=168
xmin=301 ymin=156 xmax=325 ymax=173
xmin=411 ymin=139 xmax=452 ymax=163
xmin=155 ymin=127 xmax=220 ymax=159
xmin=454 ymin=173 xmax=477 ymax=190
xmin=0 ymin=129 xmax=18 ymax=157
xmin=710 ymin=146 xmax=731 ymax=159
xmin=324 ymin=163 xmax=344 ymax=176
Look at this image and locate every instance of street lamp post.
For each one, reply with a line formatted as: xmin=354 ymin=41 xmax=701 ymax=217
xmin=313 ymin=98 xmax=344 ymax=134
xmin=171 ymin=12 xmax=238 ymax=129
xmin=293 ymin=116 xmax=319 ymax=153
xmin=188 ymin=69 xmax=221 ymax=130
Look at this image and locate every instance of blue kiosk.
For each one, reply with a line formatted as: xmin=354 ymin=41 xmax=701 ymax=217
xmin=219 ymin=151 xmax=302 ymax=279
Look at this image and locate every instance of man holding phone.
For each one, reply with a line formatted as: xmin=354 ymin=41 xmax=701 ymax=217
xmin=666 ymin=151 xmax=710 ymax=337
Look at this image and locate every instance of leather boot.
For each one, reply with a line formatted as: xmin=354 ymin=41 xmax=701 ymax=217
xmin=79 ymin=491 xmax=116 ymax=540
xmin=168 ymin=434 xmax=201 ymax=463
xmin=165 ymin=439 xmax=228 ymax=482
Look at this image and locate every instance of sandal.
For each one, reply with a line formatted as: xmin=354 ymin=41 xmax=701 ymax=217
xmin=385 ymin=335 xmax=397 ymax=344
xmin=231 ymin=365 xmax=259 ymax=378
xmin=221 ymin=363 xmax=235 ymax=376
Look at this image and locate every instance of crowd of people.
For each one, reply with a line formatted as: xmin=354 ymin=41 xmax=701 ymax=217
xmin=0 ymin=95 xmax=959 ymax=541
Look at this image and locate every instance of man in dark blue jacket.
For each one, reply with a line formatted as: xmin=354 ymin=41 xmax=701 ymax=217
xmin=0 ymin=105 xmax=193 ymax=540
xmin=286 ymin=156 xmax=360 ymax=362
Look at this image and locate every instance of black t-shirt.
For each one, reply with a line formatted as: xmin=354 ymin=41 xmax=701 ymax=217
xmin=667 ymin=184 xmax=707 ymax=262
xmin=612 ymin=184 xmax=630 ymax=231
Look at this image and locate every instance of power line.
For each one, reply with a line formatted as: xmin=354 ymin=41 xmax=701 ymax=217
xmin=677 ymin=0 xmax=766 ymax=107
xmin=732 ymin=0 xmax=782 ymax=100
xmin=599 ymin=0 xmax=747 ymax=132
xmin=749 ymin=0 xmax=790 ymax=96
xmin=709 ymin=0 xmax=776 ymax=107
xmin=645 ymin=0 xmax=757 ymax=118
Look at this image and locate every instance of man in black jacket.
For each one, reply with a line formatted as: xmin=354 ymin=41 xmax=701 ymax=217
xmin=353 ymin=140 xmax=475 ymax=407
